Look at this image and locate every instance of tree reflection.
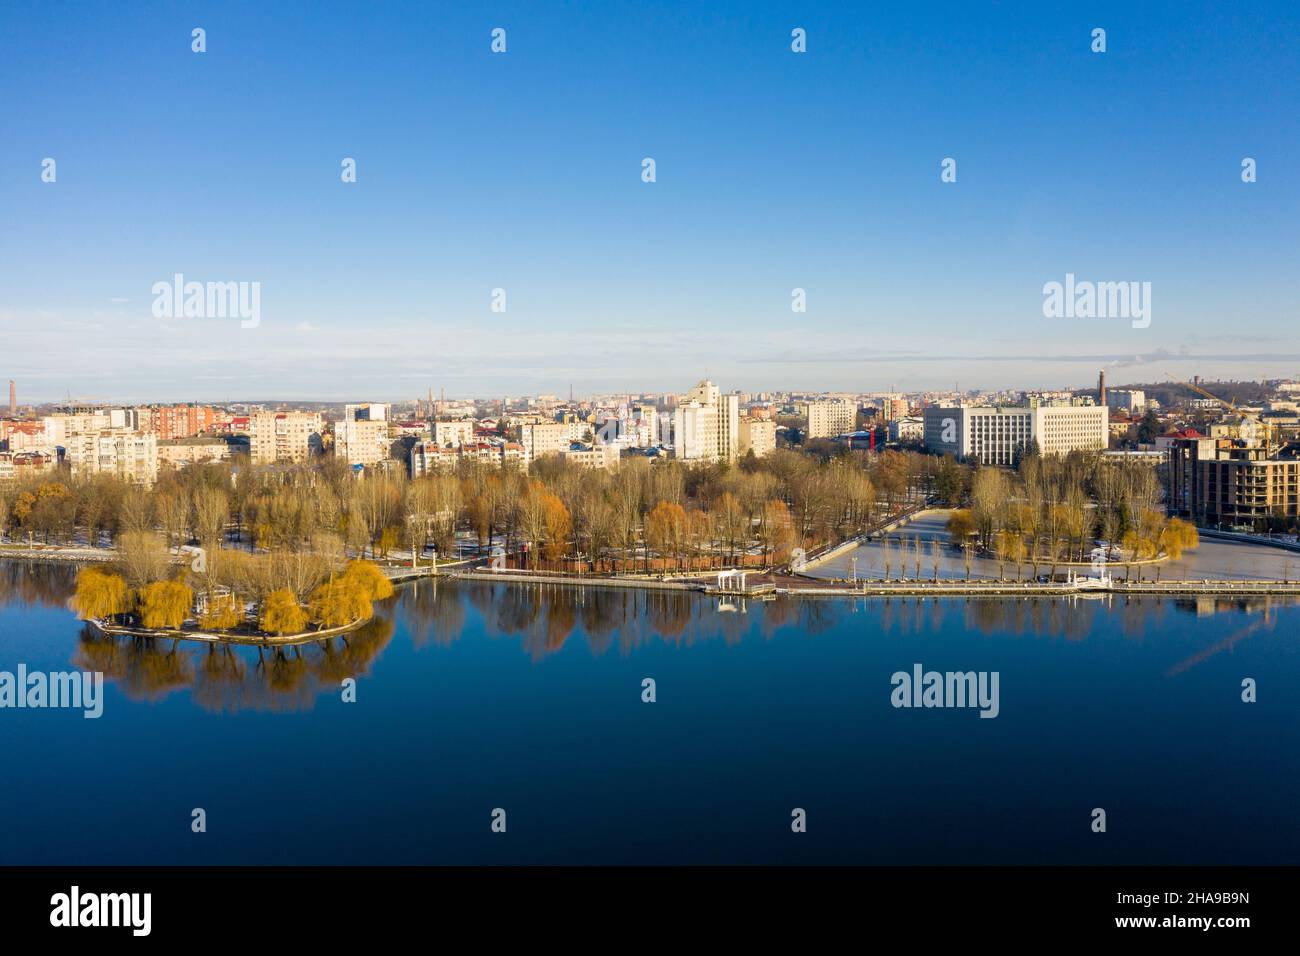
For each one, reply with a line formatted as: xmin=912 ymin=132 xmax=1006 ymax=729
xmin=70 ymin=614 xmax=395 ymax=714
xmin=0 ymin=560 xmax=78 ymax=609
xmin=28 ymin=564 xmax=1300 ymax=717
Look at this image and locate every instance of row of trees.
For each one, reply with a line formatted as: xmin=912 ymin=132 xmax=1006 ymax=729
xmin=940 ymin=452 xmax=1198 ymax=577
xmin=2 ymin=448 xmax=940 ymax=572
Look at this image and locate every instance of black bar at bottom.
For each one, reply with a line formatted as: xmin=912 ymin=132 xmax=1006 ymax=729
xmin=0 ymin=865 xmax=1277 ymax=941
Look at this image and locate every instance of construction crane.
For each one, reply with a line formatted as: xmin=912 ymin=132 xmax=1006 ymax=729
xmin=1165 ymin=374 xmax=1274 ymax=452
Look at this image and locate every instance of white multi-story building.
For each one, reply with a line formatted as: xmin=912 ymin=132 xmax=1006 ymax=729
xmin=631 ymin=405 xmax=659 ymax=446
xmin=1104 ymin=389 xmax=1147 ymax=412
xmin=888 ymin=416 xmax=924 ymax=443
xmin=0 ymin=450 xmax=58 ymax=483
xmin=923 ymin=405 xmax=1108 ymax=465
xmin=157 ymin=437 xmax=232 ymax=469
xmin=344 ymin=402 xmax=389 ymax=422
xmin=671 ymin=381 xmax=739 ymax=462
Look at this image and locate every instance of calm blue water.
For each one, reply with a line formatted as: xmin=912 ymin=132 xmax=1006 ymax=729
xmin=1 ymin=561 xmax=1297 ymax=865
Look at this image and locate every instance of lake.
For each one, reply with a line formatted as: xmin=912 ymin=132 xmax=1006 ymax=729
xmin=1 ymin=560 xmax=1296 ymax=865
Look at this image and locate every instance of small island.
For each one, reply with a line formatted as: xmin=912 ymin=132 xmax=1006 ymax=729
xmin=69 ymin=535 xmax=394 ymax=643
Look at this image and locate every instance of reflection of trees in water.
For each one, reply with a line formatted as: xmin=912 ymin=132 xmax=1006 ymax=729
xmin=761 ymin=596 xmax=799 ymax=636
xmin=396 ymin=580 xmax=631 ymax=657
xmin=494 ymin=584 xmax=542 ymax=635
xmin=0 ymin=561 xmax=78 ymax=610
xmin=795 ymin=600 xmax=836 ymax=637
xmin=579 ymin=592 xmax=623 ymax=656
xmin=388 ymin=580 xmax=1300 ymax=661
xmin=960 ymin=598 xmax=1093 ymax=641
xmin=73 ymin=627 xmax=194 ymax=702
xmin=645 ymin=591 xmax=694 ymax=646
xmin=72 ymin=615 xmax=395 ymax=714
xmin=398 ymin=579 xmax=465 ymax=648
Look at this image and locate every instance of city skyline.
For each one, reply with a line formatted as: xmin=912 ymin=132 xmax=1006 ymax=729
xmin=4 ymin=1 xmax=1299 ymax=398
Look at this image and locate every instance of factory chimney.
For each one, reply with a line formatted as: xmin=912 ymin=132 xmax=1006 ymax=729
xmin=7 ymin=380 xmax=14 ymax=417
xmin=1097 ymin=369 xmax=1106 ymax=408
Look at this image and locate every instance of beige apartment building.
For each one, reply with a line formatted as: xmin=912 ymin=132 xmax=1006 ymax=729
xmin=519 ymin=421 xmax=570 ymax=464
xmin=251 ymin=411 xmax=323 ymax=464
xmin=410 ymin=440 xmax=525 ymax=477
xmin=65 ymin=430 xmax=159 ymax=485
xmin=804 ymin=400 xmax=857 ymax=439
xmin=41 ymin=411 xmax=111 ymax=445
xmin=560 ymin=443 xmax=621 ymax=470
xmin=432 ymin=419 xmax=477 ymax=447
xmin=739 ymin=417 xmax=777 ymax=458
xmin=334 ymin=418 xmax=391 ymax=467
xmin=157 ymin=437 xmax=231 ymax=470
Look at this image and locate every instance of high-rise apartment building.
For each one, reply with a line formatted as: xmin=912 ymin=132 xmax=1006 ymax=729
xmin=251 ymin=411 xmax=323 ymax=464
xmin=738 ymin=417 xmax=777 ymax=458
xmin=518 ymin=421 xmax=570 ymax=464
xmin=1104 ymin=389 xmax=1147 ymax=412
xmin=152 ymin=404 xmax=217 ymax=440
xmin=334 ymin=419 xmax=391 ymax=467
xmin=65 ymin=430 xmax=159 ymax=485
xmin=878 ymin=396 xmax=909 ymax=422
xmin=41 ymin=411 xmax=111 ymax=445
xmin=805 ymin=400 xmax=857 ymax=439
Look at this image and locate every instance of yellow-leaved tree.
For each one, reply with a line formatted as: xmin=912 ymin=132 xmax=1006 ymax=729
xmin=136 ymin=579 xmax=194 ymax=629
xmin=341 ymin=559 xmax=394 ymax=601
xmin=199 ymin=593 xmax=244 ymax=631
xmin=71 ymin=566 xmax=131 ymax=620
xmin=307 ymin=579 xmax=371 ymax=629
xmin=259 ymin=588 xmax=307 ymax=636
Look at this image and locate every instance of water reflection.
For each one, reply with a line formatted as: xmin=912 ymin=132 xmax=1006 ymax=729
xmin=73 ymin=617 xmax=395 ymax=713
xmin=0 ymin=560 xmax=77 ymax=609
xmin=0 ymin=560 xmax=1291 ymax=714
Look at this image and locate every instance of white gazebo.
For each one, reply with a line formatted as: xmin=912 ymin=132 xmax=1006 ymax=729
xmin=717 ymin=569 xmax=749 ymax=592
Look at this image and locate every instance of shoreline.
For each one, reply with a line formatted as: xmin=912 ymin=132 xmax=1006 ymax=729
xmin=8 ymin=548 xmax=1300 ymax=629
xmin=85 ymin=613 xmax=373 ymax=647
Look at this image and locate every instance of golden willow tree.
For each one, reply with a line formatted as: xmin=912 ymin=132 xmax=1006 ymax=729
xmin=137 ymin=580 xmax=194 ymax=629
xmin=260 ymin=588 xmax=308 ymax=636
xmin=71 ymin=566 xmax=131 ymax=620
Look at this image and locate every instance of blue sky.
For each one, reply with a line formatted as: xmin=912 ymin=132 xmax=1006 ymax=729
xmin=1 ymin=1 xmax=1297 ymax=402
